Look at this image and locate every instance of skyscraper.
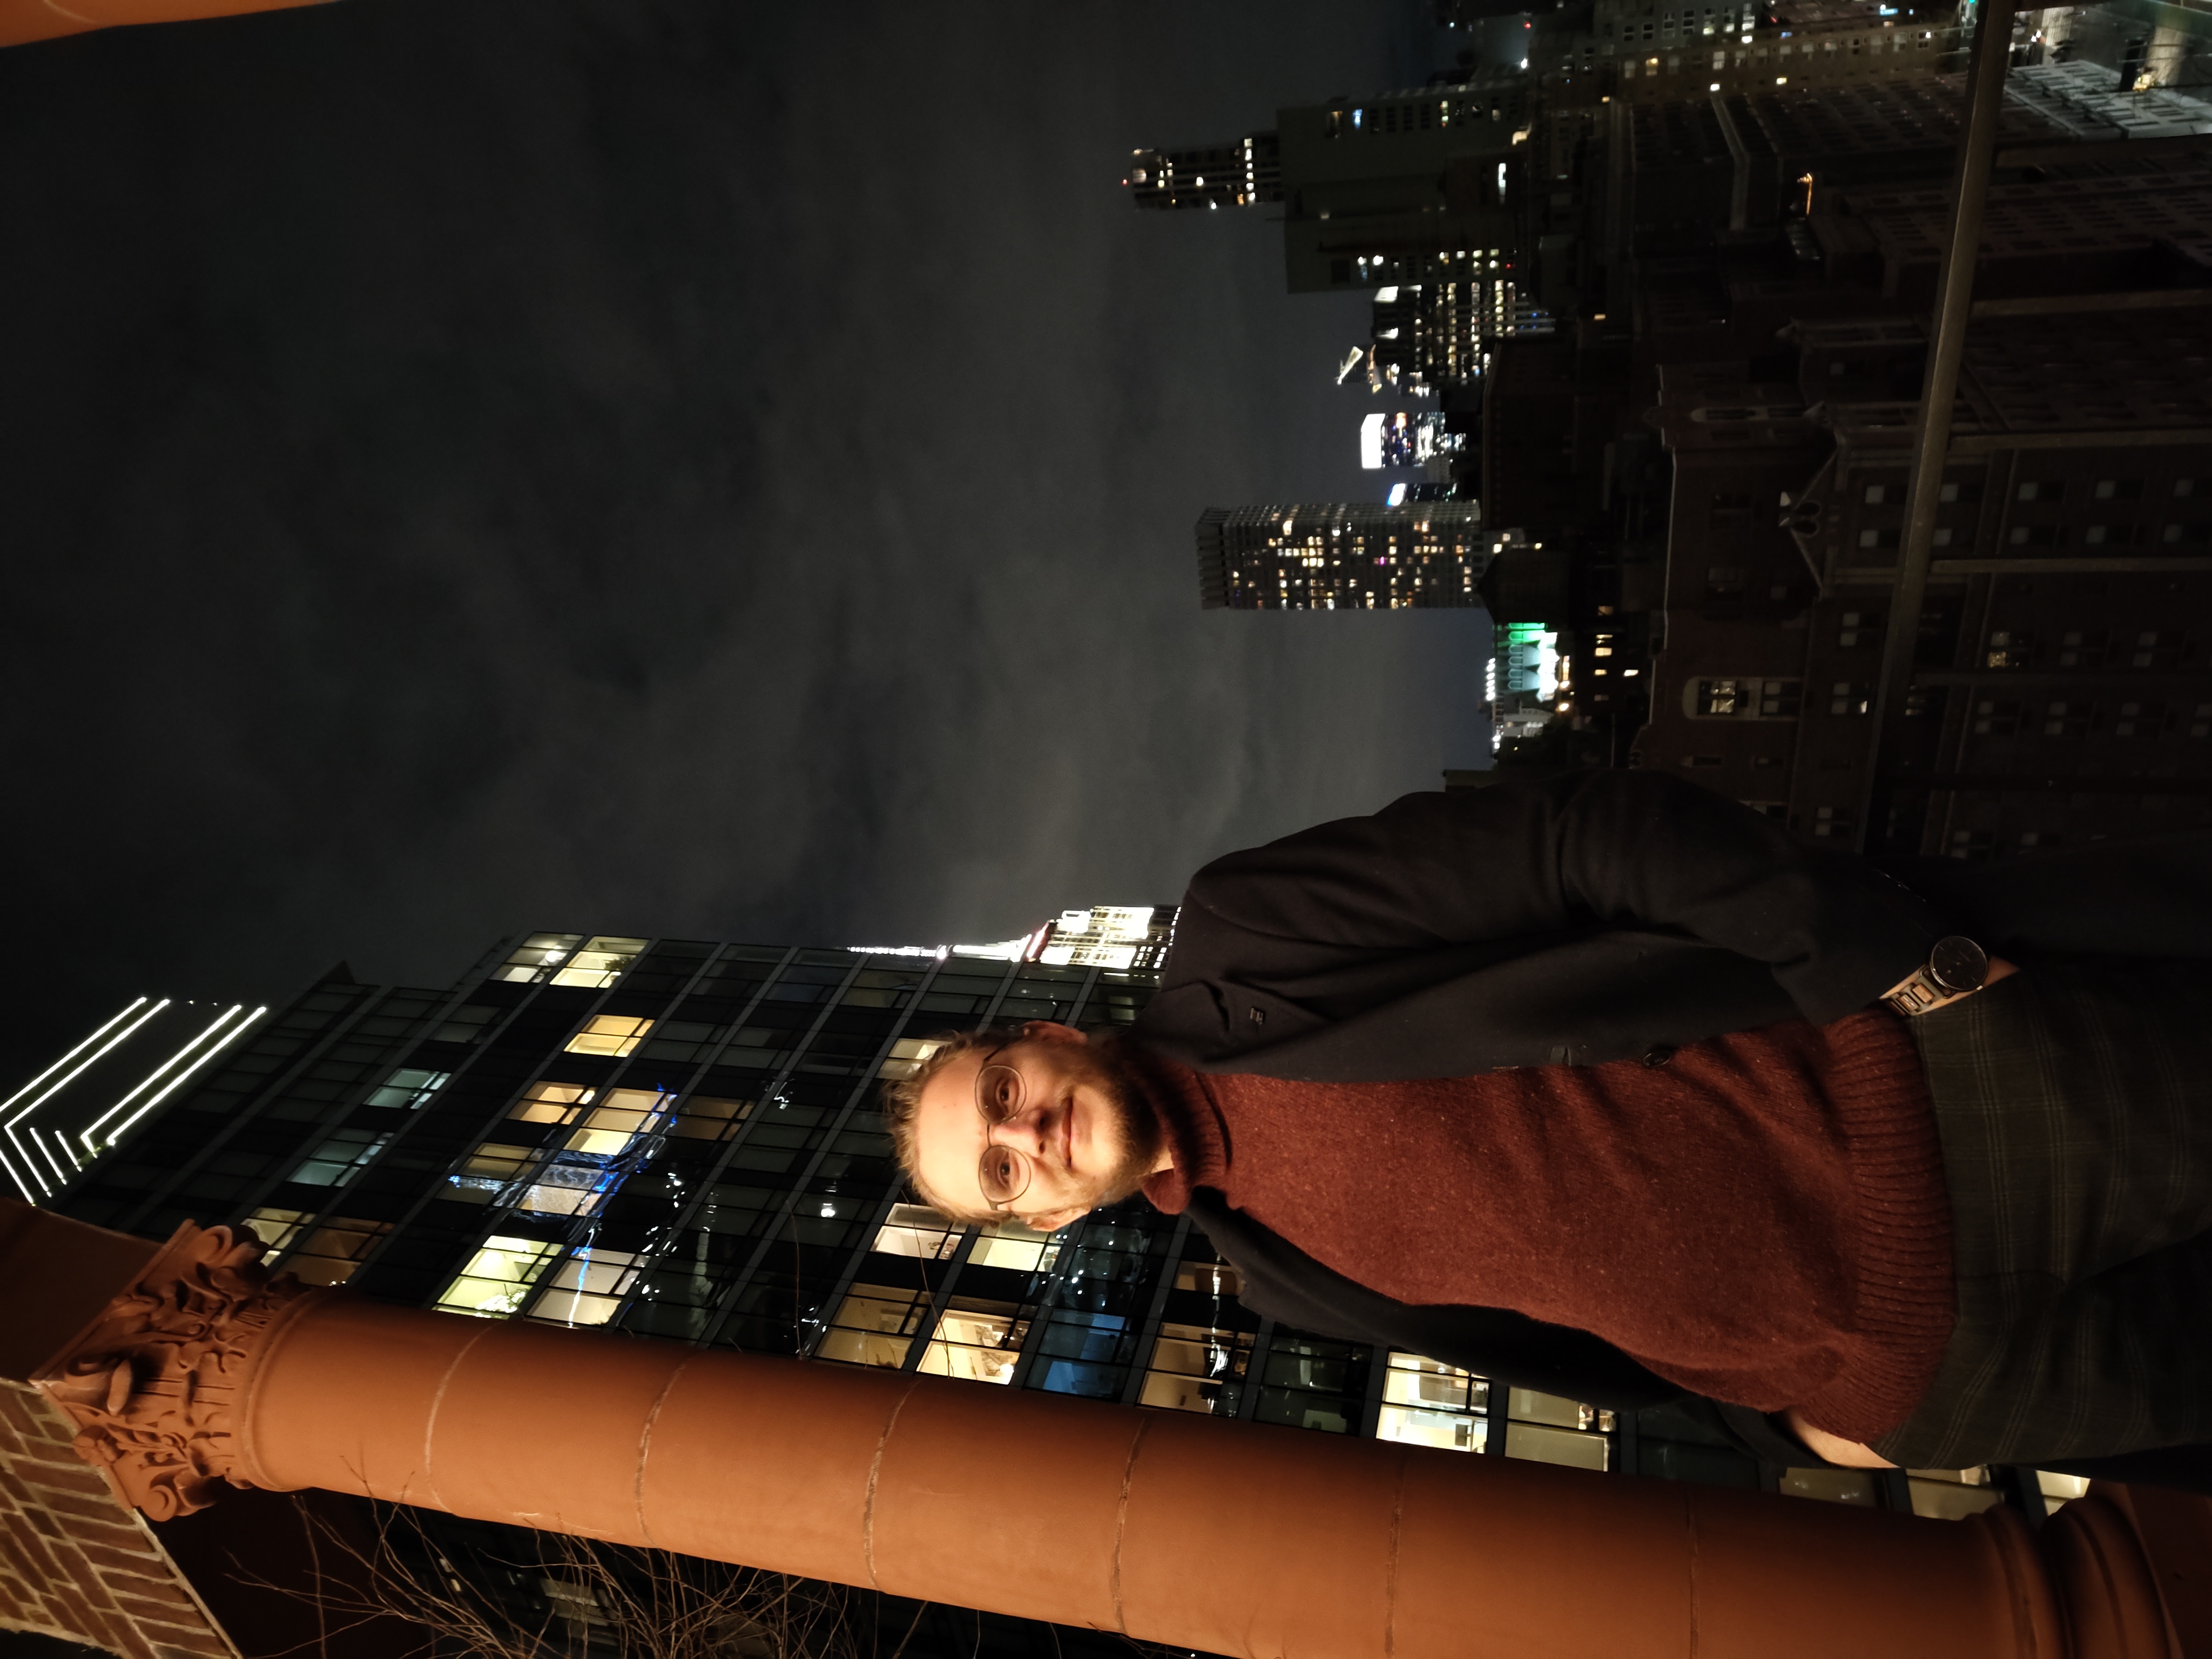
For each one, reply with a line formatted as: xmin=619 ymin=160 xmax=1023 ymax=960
xmin=1126 ymin=131 xmax=1282 ymax=210
xmin=1196 ymin=502 xmax=1489 ymax=609
xmin=1130 ymin=83 xmax=1528 ymax=294
xmin=32 ymin=909 xmax=2039 ymax=1634
xmin=39 ymin=921 xmax=1649 ymax=1469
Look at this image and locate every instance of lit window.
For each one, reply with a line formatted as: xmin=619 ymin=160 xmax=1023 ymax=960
xmin=490 ymin=932 xmax=582 ymax=984
xmin=284 ymin=1217 xmax=392 ymax=1286
xmin=1140 ymin=1321 xmax=1257 ymax=1414
xmin=1377 ymin=1351 xmax=1489 ymax=1452
xmin=876 ymin=1035 xmax=950 ymax=1081
xmin=242 ymin=1206 xmax=313 ymax=1256
xmin=871 ymin=1203 xmax=964 ymax=1261
xmin=969 ymin=1216 xmax=1062 ymax=1273
xmin=287 ymin=1128 xmax=389 ymax=1189
xmin=560 ymin=1088 xmax=670 ymax=1155
xmin=364 ymin=1067 xmax=449 ymax=1110
xmin=818 ymin=1284 xmax=925 ymax=1368
xmin=565 ymin=1014 xmax=656 ymax=1057
xmin=434 ymin=1235 xmax=563 ymax=1319
xmin=509 ymin=1081 xmax=595 ymax=1124
xmin=918 ymin=1297 xmax=1023 ymax=1384
xmin=454 ymin=1143 xmax=534 ymax=1189
xmin=549 ymin=936 xmax=650 ymax=989
xmin=524 ymin=1247 xmax=643 ymax=1327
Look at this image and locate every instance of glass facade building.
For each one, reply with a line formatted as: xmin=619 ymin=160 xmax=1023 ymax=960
xmin=1196 ymin=502 xmax=1490 ymax=610
xmin=41 ymin=916 xmax=2057 ymax=1636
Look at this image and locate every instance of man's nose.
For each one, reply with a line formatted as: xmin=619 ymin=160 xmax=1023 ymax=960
xmin=990 ymin=1092 xmax=1053 ymax=1153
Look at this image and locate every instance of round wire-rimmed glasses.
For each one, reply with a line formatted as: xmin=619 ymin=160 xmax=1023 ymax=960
xmin=974 ymin=1060 xmax=1031 ymax=1209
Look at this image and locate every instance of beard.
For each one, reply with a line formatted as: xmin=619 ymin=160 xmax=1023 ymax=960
xmin=1065 ymin=1037 xmax=1166 ymax=1210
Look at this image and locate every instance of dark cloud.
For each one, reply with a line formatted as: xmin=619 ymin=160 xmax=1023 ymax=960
xmin=0 ymin=0 xmax=1488 ymax=1087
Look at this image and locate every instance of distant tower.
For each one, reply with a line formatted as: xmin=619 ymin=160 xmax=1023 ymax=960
xmin=1127 ymin=132 xmax=1284 ymax=210
xmin=1196 ymin=503 xmax=1489 ymax=610
xmin=1131 ymin=86 xmax=1525 ymax=293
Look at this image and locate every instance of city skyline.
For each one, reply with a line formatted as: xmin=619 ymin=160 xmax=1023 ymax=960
xmin=0 ymin=0 xmax=1494 ymax=1103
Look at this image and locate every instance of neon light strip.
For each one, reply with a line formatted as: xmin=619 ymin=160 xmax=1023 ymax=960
xmin=0 ymin=1000 xmax=146 ymax=1118
xmin=29 ymin=1127 xmax=75 ymax=1184
xmin=0 ymin=1143 xmax=37 ymax=1204
xmin=105 ymin=1008 xmax=266 ymax=1146
xmin=5 ymin=1000 xmax=170 ymax=1194
xmin=81 ymin=1006 xmax=244 ymax=1152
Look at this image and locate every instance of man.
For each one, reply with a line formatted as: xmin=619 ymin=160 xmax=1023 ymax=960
xmin=886 ymin=771 xmax=2212 ymax=1485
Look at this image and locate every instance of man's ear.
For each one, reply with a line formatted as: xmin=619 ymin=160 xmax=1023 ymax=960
xmin=1022 ymin=1021 xmax=1089 ymax=1047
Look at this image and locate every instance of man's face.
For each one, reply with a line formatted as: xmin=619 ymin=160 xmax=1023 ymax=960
xmin=910 ymin=1023 xmax=1164 ymax=1231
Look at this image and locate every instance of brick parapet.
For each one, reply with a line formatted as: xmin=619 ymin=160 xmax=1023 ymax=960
xmin=0 ymin=1380 xmax=235 ymax=1659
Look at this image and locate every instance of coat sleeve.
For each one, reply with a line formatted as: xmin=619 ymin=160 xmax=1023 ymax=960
xmin=1183 ymin=771 xmax=1946 ymax=1025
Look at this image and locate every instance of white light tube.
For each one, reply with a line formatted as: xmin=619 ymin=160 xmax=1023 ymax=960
xmin=81 ymin=1005 xmax=244 ymax=1152
xmin=106 ymin=1008 xmax=266 ymax=1145
xmin=5 ymin=999 xmax=170 ymax=1190
xmin=0 ymin=999 xmax=147 ymax=1118
xmin=30 ymin=1127 xmax=75 ymax=1184
xmin=0 ymin=1143 xmax=41 ymax=1204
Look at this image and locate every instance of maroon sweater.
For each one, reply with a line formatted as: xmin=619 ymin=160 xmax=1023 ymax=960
xmin=1133 ymin=1012 xmax=1953 ymax=1442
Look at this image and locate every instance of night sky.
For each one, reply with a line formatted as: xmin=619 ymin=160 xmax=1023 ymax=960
xmin=1 ymin=0 xmax=1492 ymax=1090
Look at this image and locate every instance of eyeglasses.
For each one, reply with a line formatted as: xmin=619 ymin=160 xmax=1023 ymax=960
xmin=974 ymin=1058 xmax=1031 ymax=1209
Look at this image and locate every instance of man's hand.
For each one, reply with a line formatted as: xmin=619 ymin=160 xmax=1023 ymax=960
xmin=1782 ymin=1408 xmax=1897 ymax=1468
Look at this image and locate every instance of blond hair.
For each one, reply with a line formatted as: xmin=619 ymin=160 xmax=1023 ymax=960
xmin=878 ymin=1025 xmax=1025 ymax=1220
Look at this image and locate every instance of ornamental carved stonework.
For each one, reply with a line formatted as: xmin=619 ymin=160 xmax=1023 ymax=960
xmin=39 ymin=1221 xmax=323 ymax=1520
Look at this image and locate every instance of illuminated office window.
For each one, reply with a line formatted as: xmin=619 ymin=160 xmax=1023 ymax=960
xmin=549 ymin=936 xmax=649 ymax=989
xmin=287 ymin=1128 xmax=389 ymax=1189
xmin=877 ymin=1036 xmax=950 ymax=1081
xmin=285 ymin=1217 xmax=392 ymax=1286
xmin=565 ymin=1014 xmax=656 ymax=1058
xmin=817 ymin=1284 xmax=925 ymax=1368
xmin=509 ymin=1081 xmax=595 ymax=1124
xmin=918 ymin=1297 xmax=1025 ymax=1384
xmin=971 ymin=1217 xmax=1061 ymax=1273
xmin=1503 ymin=1388 xmax=1612 ymax=1470
xmin=558 ymin=1088 xmax=670 ymax=1155
xmin=364 ymin=1067 xmax=449 ymax=1109
xmin=435 ymin=1236 xmax=563 ymax=1318
xmin=871 ymin=1204 xmax=964 ymax=1260
xmin=525 ymin=1248 xmax=644 ymax=1327
xmin=1378 ymin=1352 xmax=1489 ymax=1451
xmin=242 ymin=1205 xmax=312 ymax=1255
xmin=1902 ymin=1467 xmax=2007 ymax=1520
xmin=452 ymin=1143 xmax=533 ymax=1193
xmin=490 ymin=933 xmax=584 ymax=983
xmin=1140 ymin=1321 xmax=1256 ymax=1415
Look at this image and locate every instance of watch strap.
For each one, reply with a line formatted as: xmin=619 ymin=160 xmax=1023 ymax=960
xmin=1880 ymin=966 xmax=1959 ymax=1018
xmin=1881 ymin=938 xmax=1988 ymax=1018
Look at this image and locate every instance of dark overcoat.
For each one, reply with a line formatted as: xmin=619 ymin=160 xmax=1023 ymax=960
xmin=1124 ymin=769 xmax=2212 ymax=1480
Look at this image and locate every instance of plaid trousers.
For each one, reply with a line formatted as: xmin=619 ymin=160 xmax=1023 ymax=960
xmin=1870 ymin=959 xmax=2212 ymax=1469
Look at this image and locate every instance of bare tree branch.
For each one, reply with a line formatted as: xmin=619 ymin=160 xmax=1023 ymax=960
xmin=232 ymin=1498 xmax=862 ymax=1659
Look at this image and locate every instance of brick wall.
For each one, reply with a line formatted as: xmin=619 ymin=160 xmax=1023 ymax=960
xmin=0 ymin=1381 xmax=235 ymax=1659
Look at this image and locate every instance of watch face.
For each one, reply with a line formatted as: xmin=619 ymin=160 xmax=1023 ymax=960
xmin=1929 ymin=935 xmax=1989 ymax=995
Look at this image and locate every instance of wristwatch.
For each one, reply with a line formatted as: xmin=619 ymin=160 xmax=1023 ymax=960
xmin=1880 ymin=936 xmax=1991 ymax=1017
